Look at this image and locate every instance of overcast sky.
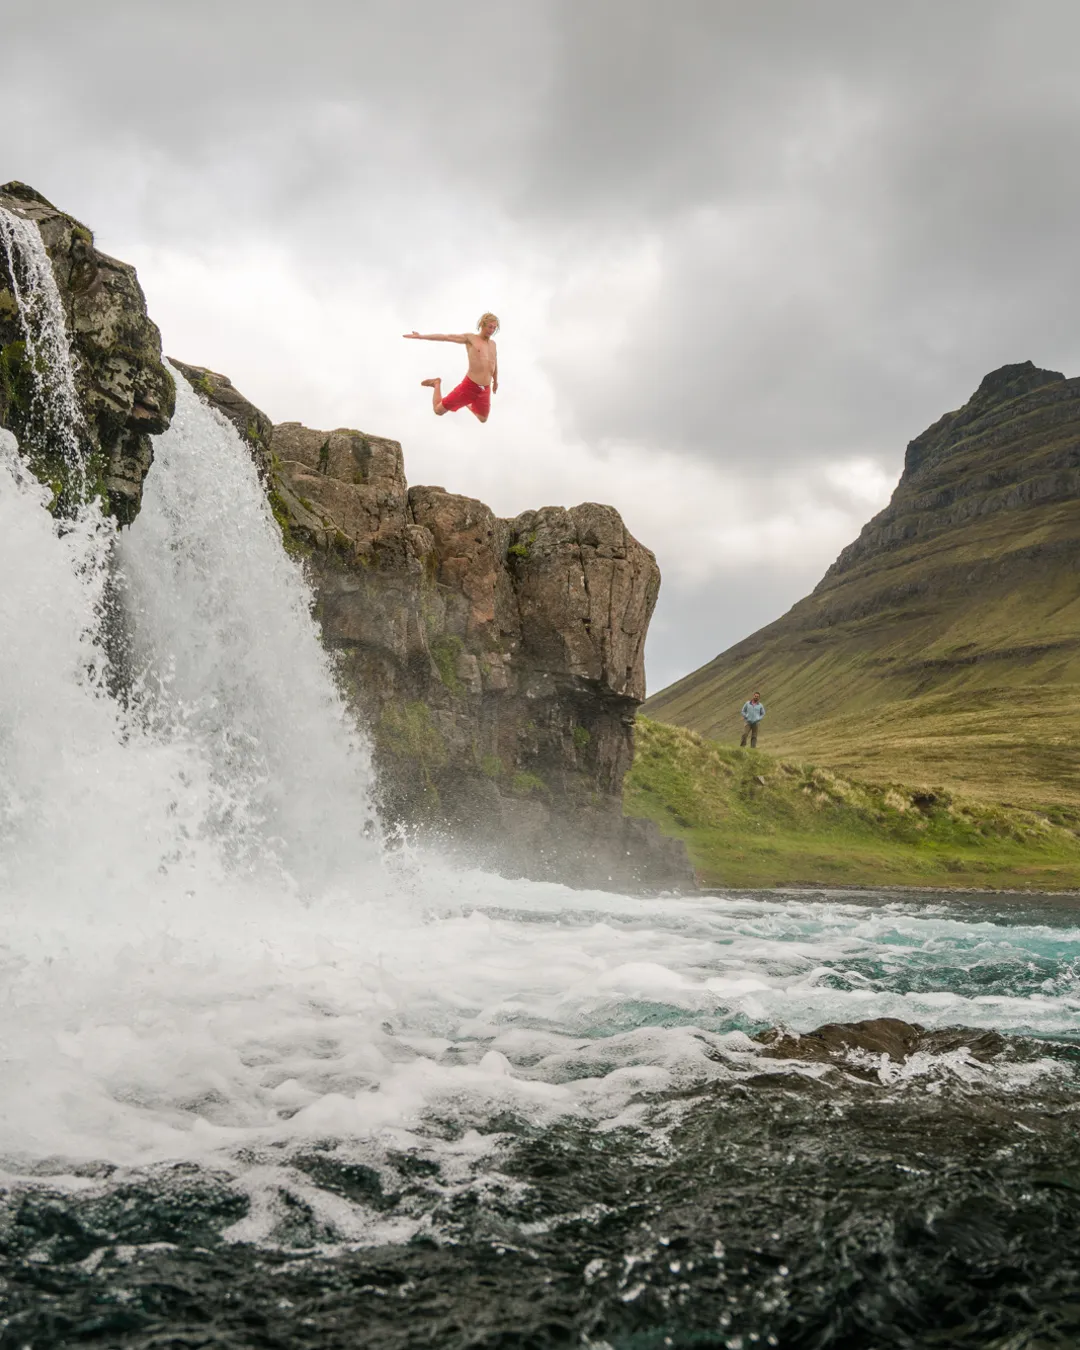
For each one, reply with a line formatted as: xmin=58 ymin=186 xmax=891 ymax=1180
xmin=8 ymin=1 xmax=1080 ymax=691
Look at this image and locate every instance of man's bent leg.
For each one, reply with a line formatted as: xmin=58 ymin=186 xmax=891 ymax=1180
xmin=740 ymin=723 xmax=750 ymax=747
xmin=420 ymin=377 xmax=446 ymax=415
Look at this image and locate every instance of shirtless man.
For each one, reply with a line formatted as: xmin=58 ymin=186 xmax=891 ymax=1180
xmin=403 ymin=313 xmax=499 ymax=424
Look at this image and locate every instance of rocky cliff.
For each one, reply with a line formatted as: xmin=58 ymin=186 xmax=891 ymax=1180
xmin=645 ymin=362 xmax=1080 ymax=810
xmin=174 ymin=362 xmax=693 ymax=890
xmin=0 ymin=183 xmax=173 ymax=521
xmin=0 ymin=184 xmax=689 ymax=890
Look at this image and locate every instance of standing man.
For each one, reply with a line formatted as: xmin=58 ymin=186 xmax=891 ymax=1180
xmin=740 ymin=692 xmax=765 ymax=748
xmin=403 ymin=313 xmax=499 ymax=424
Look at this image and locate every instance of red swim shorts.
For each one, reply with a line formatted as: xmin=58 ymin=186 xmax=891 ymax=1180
xmin=441 ymin=376 xmax=491 ymax=417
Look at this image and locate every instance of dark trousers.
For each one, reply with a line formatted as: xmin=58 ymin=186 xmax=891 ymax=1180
xmin=740 ymin=719 xmax=759 ymax=748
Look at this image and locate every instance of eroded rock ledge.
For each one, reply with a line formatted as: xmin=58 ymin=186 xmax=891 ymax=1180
xmin=175 ymin=362 xmax=693 ymax=891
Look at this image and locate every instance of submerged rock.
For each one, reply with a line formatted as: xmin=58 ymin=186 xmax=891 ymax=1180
xmin=0 ymin=182 xmax=174 ymax=522
xmin=756 ymin=1016 xmax=1009 ymax=1068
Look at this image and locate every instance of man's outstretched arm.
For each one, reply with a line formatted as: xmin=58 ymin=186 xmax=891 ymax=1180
xmin=402 ymin=331 xmax=468 ymax=343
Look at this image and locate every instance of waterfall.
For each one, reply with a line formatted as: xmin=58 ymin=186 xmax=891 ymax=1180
xmin=0 ymin=206 xmax=120 ymax=898
xmin=0 ymin=203 xmax=86 ymax=473
xmin=117 ymin=370 xmax=382 ymax=889
xmin=0 ymin=209 xmax=380 ymax=906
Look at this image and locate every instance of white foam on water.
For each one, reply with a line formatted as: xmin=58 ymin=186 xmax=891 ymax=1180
xmin=3 ymin=860 xmax=1077 ymax=1172
xmin=1 ymin=212 xmax=1078 ymax=1249
xmin=115 ymin=365 xmax=381 ymax=890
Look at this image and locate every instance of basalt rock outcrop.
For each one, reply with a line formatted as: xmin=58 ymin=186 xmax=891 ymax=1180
xmin=175 ymin=362 xmax=692 ymax=891
xmin=0 ymin=185 xmax=686 ymax=889
xmin=646 ymin=362 xmax=1080 ymax=808
xmin=0 ymin=182 xmax=174 ymax=521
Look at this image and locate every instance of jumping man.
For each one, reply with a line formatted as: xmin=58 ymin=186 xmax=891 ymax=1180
xmin=403 ymin=313 xmax=499 ymax=424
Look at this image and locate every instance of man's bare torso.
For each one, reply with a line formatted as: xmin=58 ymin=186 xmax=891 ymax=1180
xmin=465 ymin=333 xmax=497 ymax=386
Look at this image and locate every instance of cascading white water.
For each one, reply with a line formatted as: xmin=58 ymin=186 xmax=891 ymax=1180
xmin=116 ymin=368 xmax=382 ymax=890
xmin=1 ymin=205 xmax=1078 ymax=1250
xmin=0 ymin=205 xmax=142 ymax=901
xmin=0 ymin=204 xmax=85 ymax=471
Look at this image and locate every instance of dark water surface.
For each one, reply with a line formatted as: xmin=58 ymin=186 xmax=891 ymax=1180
xmin=5 ymin=1039 xmax=1079 ymax=1348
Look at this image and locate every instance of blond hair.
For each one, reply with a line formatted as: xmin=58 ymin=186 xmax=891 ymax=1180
xmin=477 ymin=312 xmax=500 ymax=332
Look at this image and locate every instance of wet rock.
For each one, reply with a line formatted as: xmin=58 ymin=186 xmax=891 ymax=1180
xmin=0 ymin=182 xmax=174 ymax=523
xmin=756 ymin=1016 xmax=1008 ymax=1066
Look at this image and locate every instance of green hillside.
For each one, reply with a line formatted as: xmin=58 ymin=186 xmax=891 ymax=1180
xmin=644 ymin=363 xmax=1080 ymax=810
xmin=624 ymin=718 xmax=1080 ymax=890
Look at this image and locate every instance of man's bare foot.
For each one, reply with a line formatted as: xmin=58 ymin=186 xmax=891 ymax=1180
xmin=421 ymin=378 xmax=440 ymax=388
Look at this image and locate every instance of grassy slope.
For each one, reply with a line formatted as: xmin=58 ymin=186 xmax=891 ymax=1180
xmin=624 ymin=717 xmax=1080 ymax=890
xmin=645 ymin=390 xmax=1080 ymax=810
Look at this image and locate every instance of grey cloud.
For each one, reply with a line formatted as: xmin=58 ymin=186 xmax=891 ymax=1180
xmin=533 ymin=2 xmax=1080 ymax=474
xmin=517 ymin=2 xmax=1013 ymax=221
xmin=6 ymin=1 xmax=550 ymax=261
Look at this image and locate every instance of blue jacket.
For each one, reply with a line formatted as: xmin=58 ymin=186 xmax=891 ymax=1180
xmin=742 ymin=700 xmax=765 ymax=723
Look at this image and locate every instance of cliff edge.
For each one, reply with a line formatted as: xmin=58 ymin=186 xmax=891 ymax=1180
xmin=0 ymin=181 xmax=688 ymax=889
xmin=173 ymin=361 xmax=693 ymax=890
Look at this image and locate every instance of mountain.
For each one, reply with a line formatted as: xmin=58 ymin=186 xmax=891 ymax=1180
xmin=644 ymin=363 xmax=1080 ymax=810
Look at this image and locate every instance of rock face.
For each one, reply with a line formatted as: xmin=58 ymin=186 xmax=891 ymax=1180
xmin=0 ymin=183 xmax=174 ymax=522
xmin=819 ymin=361 xmax=1079 ymax=601
xmin=645 ymin=362 xmax=1080 ymax=808
xmin=0 ymin=182 xmax=686 ymax=890
xmin=175 ymin=364 xmax=693 ymax=891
